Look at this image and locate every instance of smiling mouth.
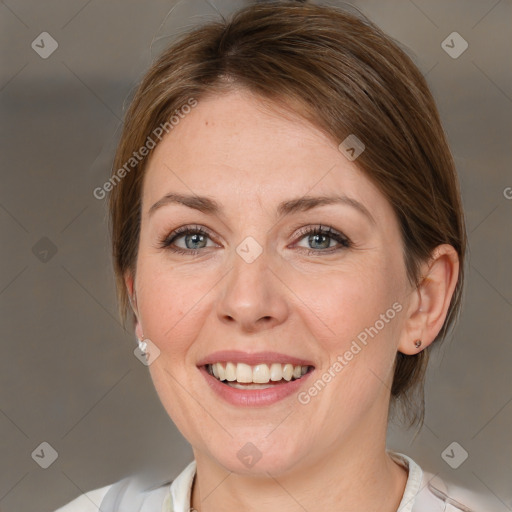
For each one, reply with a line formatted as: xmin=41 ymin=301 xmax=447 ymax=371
xmin=204 ymin=362 xmax=314 ymax=389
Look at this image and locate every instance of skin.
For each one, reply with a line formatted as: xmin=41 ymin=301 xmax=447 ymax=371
xmin=125 ymin=88 xmax=459 ymax=512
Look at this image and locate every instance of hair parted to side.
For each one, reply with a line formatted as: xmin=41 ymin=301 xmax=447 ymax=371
xmin=109 ymin=0 xmax=467 ymax=427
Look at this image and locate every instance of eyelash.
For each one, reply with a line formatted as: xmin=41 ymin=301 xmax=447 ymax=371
xmin=158 ymin=224 xmax=352 ymax=256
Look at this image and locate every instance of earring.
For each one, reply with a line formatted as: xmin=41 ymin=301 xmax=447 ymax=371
xmin=414 ymin=339 xmax=422 ymax=349
xmin=138 ymin=335 xmax=148 ymax=355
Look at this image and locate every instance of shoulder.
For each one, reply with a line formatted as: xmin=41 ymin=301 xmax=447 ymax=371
xmin=422 ymin=471 xmax=500 ymax=512
xmin=53 ymin=461 xmax=197 ymax=512
xmin=53 ymin=475 xmax=173 ymax=512
xmin=54 ymin=484 xmax=112 ymax=512
xmin=390 ymin=451 xmax=496 ymax=512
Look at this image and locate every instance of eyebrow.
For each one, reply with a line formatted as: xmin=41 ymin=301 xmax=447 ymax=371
xmin=148 ymin=192 xmax=375 ymax=224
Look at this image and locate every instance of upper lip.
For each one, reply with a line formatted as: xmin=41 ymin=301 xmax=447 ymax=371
xmin=197 ymin=350 xmax=315 ymax=367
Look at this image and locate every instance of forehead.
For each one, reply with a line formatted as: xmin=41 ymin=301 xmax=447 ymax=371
xmin=142 ymin=90 xmax=389 ymax=219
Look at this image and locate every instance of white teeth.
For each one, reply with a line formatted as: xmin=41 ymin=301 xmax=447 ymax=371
xmin=253 ymin=364 xmax=270 ymax=383
xmin=226 ymin=382 xmax=275 ymax=390
xmin=217 ymin=363 xmax=226 ymax=381
xmin=269 ymin=363 xmax=282 ymax=381
xmin=282 ymin=363 xmax=293 ymax=381
xmin=208 ymin=362 xmax=311 ymax=384
xmin=236 ymin=363 xmax=252 ymax=383
xmin=225 ymin=362 xmax=237 ymax=381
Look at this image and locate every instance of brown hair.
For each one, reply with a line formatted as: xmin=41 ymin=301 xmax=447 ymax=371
xmin=109 ymin=1 xmax=467 ymax=426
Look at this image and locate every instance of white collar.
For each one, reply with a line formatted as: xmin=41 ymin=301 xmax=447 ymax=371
xmin=389 ymin=452 xmax=425 ymax=511
xmin=168 ymin=458 xmax=196 ymax=512
xmin=167 ymin=452 xmax=441 ymax=512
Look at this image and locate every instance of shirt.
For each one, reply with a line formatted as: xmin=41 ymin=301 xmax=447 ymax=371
xmin=54 ymin=451 xmax=493 ymax=511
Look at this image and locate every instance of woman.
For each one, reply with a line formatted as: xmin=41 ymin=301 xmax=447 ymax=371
xmin=56 ymin=1 xmax=487 ymax=510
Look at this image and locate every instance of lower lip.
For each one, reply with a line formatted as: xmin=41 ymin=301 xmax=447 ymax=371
xmin=198 ymin=365 xmax=314 ymax=407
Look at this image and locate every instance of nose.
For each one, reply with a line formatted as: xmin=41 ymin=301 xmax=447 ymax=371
xmin=216 ymin=245 xmax=290 ymax=333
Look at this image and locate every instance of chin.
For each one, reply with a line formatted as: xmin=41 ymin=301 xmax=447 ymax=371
xmin=206 ymin=438 xmax=306 ymax=477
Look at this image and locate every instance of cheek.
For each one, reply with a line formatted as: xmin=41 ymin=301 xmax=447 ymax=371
xmin=293 ymin=267 xmax=403 ymax=418
xmin=135 ymin=260 xmax=218 ymax=439
xmin=295 ymin=260 xmax=400 ymax=343
xmin=135 ymin=256 xmax=217 ymax=355
xmin=288 ymin=257 xmax=405 ymax=404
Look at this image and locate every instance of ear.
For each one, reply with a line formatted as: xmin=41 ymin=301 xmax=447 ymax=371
xmin=398 ymin=244 xmax=459 ymax=355
xmin=124 ymin=271 xmax=143 ymax=340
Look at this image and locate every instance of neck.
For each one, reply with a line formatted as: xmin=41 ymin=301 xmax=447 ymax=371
xmin=190 ymin=420 xmax=408 ymax=512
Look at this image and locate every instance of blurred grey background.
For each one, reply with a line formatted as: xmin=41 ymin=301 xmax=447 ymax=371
xmin=0 ymin=0 xmax=511 ymax=510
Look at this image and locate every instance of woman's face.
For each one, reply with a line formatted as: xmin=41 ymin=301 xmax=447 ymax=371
xmin=129 ymin=89 xmax=415 ymax=474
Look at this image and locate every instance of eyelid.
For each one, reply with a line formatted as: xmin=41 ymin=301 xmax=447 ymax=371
xmin=291 ymin=223 xmax=344 ymax=239
xmin=159 ymin=224 xmax=220 ymax=248
xmin=291 ymin=224 xmax=352 ymax=250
